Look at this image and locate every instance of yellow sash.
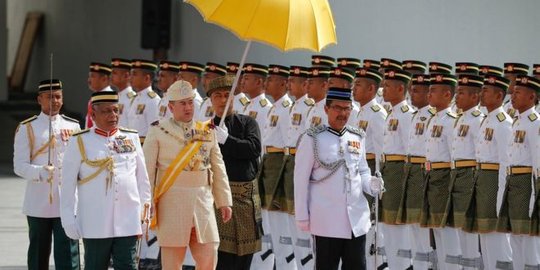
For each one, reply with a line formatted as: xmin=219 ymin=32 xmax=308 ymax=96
xmin=150 ymin=121 xmax=209 ymax=229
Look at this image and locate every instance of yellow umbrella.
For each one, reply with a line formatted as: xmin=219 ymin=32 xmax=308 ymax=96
xmin=184 ymin=0 xmax=337 ymax=52
xmin=184 ymin=0 xmax=337 ymax=125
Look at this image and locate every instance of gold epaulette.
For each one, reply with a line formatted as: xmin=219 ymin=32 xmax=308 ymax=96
xmin=401 ymin=105 xmax=410 ymax=113
xmin=119 ymin=127 xmax=138 ymax=133
xmin=428 ymin=107 xmax=437 ymax=116
xmin=20 ymin=115 xmax=37 ymax=125
xmin=240 ymin=96 xmax=250 ymax=106
xmin=371 ymin=104 xmax=381 ymax=112
xmin=127 ymin=91 xmax=137 ymax=99
xmin=72 ymin=129 xmax=90 ymax=136
xmin=447 ymin=112 xmax=457 ymax=119
xmin=147 ymin=91 xmax=157 ymax=99
xmin=260 ymin=98 xmax=269 ymax=107
xmin=471 ymin=110 xmax=482 ymax=117
xmin=528 ymin=113 xmax=538 ymax=122
xmin=61 ymin=114 xmax=79 ymax=123
xmin=304 ymin=98 xmax=315 ymax=106
xmin=282 ymin=99 xmax=291 ymax=108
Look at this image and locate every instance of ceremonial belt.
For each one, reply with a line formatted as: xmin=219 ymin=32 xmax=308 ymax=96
xmin=425 ymin=161 xmax=451 ymax=171
xmin=452 ymin=159 xmax=477 ymax=169
xmin=477 ymin=162 xmax=499 ymax=171
xmin=76 ymin=136 xmax=114 ymax=188
xmin=506 ymin=166 xmax=532 ymax=175
xmin=285 ymin=147 xmax=297 ymax=156
xmin=265 ymin=146 xmax=285 ymax=154
xmin=383 ymin=154 xmax=406 ymax=162
xmin=406 ymin=155 xmax=426 ymax=164
xmin=139 ymin=136 xmax=145 ymax=145
xmin=366 ymin=153 xmax=376 ymax=160
xmin=151 ymin=121 xmax=207 ymax=229
xmin=25 ymin=123 xmax=55 ymax=161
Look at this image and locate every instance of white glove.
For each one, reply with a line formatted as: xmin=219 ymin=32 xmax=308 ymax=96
xmin=215 ymin=125 xmax=229 ymax=144
xmin=63 ymin=222 xmax=81 ymax=240
xmin=370 ymin=176 xmax=384 ymax=195
xmin=296 ymin=220 xmax=310 ymax=232
xmin=37 ymin=165 xmax=54 ymax=183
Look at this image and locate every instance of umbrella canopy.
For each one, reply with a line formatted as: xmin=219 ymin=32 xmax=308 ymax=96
xmin=184 ymin=0 xmax=337 ymax=52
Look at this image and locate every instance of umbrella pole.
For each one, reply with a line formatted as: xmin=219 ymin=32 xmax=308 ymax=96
xmin=219 ymin=40 xmax=252 ymax=127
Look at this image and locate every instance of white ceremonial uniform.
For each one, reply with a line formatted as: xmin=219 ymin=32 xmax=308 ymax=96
xmin=294 ymin=125 xmax=375 ymax=238
xmin=233 ymin=92 xmax=250 ymax=114
xmin=381 ymin=100 xmax=414 ymax=269
xmin=405 ymin=105 xmax=435 ymax=270
xmin=196 ymin=97 xmax=214 ymax=122
xmin=14 ymin=113 xmax=81 ymax=217
xmin=353 ymin=98 xmax=388 ymax=269
xmin=127 ymin=87 xmax=161 ymax=138
xmin=60 ymin=127 xmax=151 ymax=239
xmin=474 ymin=106 xmax=513 ymax=270
xmin=118 ymin=86 xmax=137 ymax=128
xmin=505 ymin=107 xmax=540 ymax=269
xmin=347 ymin=102 xmax=360 ymax=126
xmin=451 ymin=106 xmax=484 ymax=269
xmin=243 ymin=93 xmax=272 ymax=132
xmin=284 ymin=94 xmax=315 ymax=270
xmin=304 ymin=98 xmax=327 ymax=130
xmin=157 ymin=92 xmax=172 ymax=121
xmin=425 ymin=107 xmax=462 ymax=270
xmin=262 ymin=94 xmax=296 ymax=270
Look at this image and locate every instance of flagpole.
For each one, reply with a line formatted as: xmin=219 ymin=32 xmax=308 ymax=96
xmin=219 ymin=40 xmax=251 ymax=127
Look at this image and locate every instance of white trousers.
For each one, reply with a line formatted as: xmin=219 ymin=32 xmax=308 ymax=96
xmin=433 ymin=227 xmax=461 ymax=270
xmin=250 ymin=209 xmax=275 ymax=270
xmin=458 ymin=230 xmax=481 ymax=269
xmin=510 ymin=234 xmax=540 ymax=269
xmin=267 ymin=211 xmax=297 ymax=270
xmin=381 ymin=223 xmax=412 ymax=269
xmin=407 ymin=224 xmax=433 ymax=270
xmin=365 ymin=222 xmax=386 ymax=269
xmin=479 ymin=232 xmax=512 ymax=270
xmin=288 ymin=215 xmax=315 ymax=270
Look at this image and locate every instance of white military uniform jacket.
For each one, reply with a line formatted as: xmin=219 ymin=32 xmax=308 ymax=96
xmin=286 ymin=94 xmax=314 ymax=148
xmin=14 ymin=113 xmax=80 ymax=218
xmin=127 ymin=86 xmax=161 ymax=137
xmin=425 ymin=107 xmax=457 ymax=163
xmin=196 ymin=97 xmax=214 ymax=122
xmin=407 ymin=106 xmax=434 ymax=157
xmin=233 ymin=92 xmax=250 ymax=114
xmin=507 ymin=107 xmax=540 ymax=215
xmin=294 ymin=125 xmax=375 ymax=239
xmin=451 ymin=106 xmax=484 ymax=161
xmin=243 ymin=93 xmax=272 ymax=131
xmin=383 ymin=100 xmax=415 ymax=156
xmin=157 ymin=92 xmax=172 ymax=121
xmin=118 ymin=86 xmax=137 ymax=128
xmin=353 ymin=98 xmax=387 ymax=158
xmin=60 ymin=127 xmax=151 ymax=238
xmin=263 ymin=94 xmax=292 ymax=149
xmin=475 ymin=107 xmax=512 ymax=212
xmin=304 ymin=98 xmax=328 ymax=130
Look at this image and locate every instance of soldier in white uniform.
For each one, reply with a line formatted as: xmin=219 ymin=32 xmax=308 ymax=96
xmin=178 ymin=61 xmax=206 ymax=109
xmin=502 ymin=63 xmax=530 ymax=118
xmin=379 ymin=68 xmax=415 ymax=269
xmin=196 ymin=62 xmax=227 ymax=122
xmin=111 ymin=58 xmax=136 ymax=128
xmin=60 ymin=91 xmax=152 ymax=270
xmin=447 ymin=74 xmax=485 ymax=269
xmin=294 ymin=87 xmax=384 ymax=269
xmin=282 ymin=65 xmax=315 ymax=270
xmin=351 ymin=67 xmax=388 ymax=269
xmin=226 ymin=62 xmax=251 ymax=114
xmin=259 ymin=65 xmax=296 ymax=269
xmin=241 ymin=63 xmax=272 ymax=129
xmin=14 ymin=79 xmax=81 ymax=270
xmin=85 ymin=62 xmax=114 ymax=128
xmin=156 ymin=60 xmax=180 ymax=120
xmin=420 ymin=73 xmax=461 ymax=270
xmin=497 ymin=75 xmax=540 ymax=269
xmin=127 ymin=59 xmax=161 ymax=144
xmin=305 ymin=66 xmax=330 ymax=129
xmin=464 ymin=74 xmax=513 ymax=269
